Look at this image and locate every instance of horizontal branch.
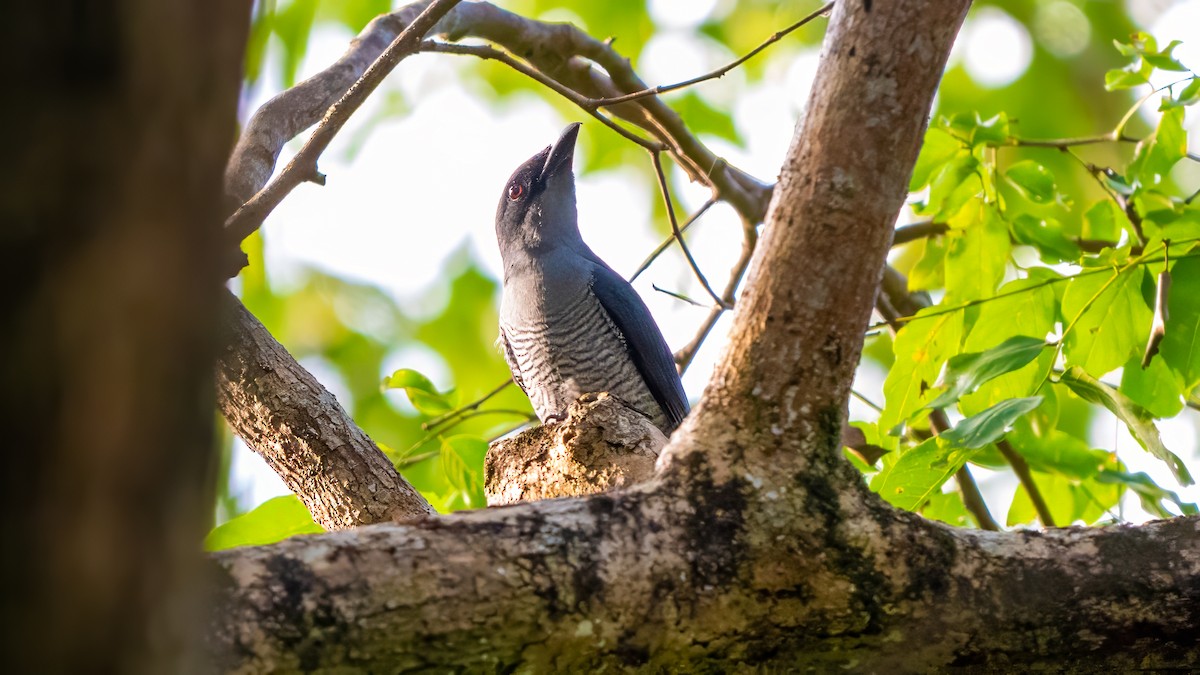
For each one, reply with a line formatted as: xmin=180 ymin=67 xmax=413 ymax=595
xmin=207 ymin=452 xmax=1200 ymax=670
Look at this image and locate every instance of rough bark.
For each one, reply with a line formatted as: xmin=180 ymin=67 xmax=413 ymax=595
xmin=216 ymin=292 xmax=433 ymax=528
xmin=485 ymin=393 xmax=665 ymax=506
xmin=1 ymin=1 xmax=250 ymax=671
xmin=205 ymin=0 xmax=1200 ymax=671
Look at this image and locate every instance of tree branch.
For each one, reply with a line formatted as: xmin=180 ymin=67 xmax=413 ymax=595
xmin=215 ymin=292 xmax=433 ymax=528
xmin=222 ymin=0 xmax=463 ymax=247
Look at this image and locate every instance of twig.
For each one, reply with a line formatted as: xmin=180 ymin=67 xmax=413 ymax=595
xmin=675 ymin=217 xmax=758 ymax=373
xmin=629 ymin=198 xmax=716 ymax=282
xmin=585 ymin=2 xmax=836 ymax=109
xmin=223 ymin=0 xmax=464 ymax=247
xmin=651 ymin=152 xmax=730 ymax=310
xmin=850 ymin=389 xmax=883 ymax=413
xmin=422 ymin=379 xmax=514 ymax=431
xmin=926 ymin=409 xmax=1001 ymax=531
xmin=889 ymin=242 xmax=1200 ymax=327
xmin=652 ymin=285 xmax=706 ymax=307
xmin=891 ymin=221 xmax=949 ymax=247
xmin=955 ymin=465 xmax=1001 ymax=531
xmin=997 ymin=440 xmax=1057 ymax=527
xmin=420 ymin=41 xmax=663 ymax=151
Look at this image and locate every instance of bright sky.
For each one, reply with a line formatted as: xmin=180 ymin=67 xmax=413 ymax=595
xmin=229 ymin=0 xmax=1200 ymax=527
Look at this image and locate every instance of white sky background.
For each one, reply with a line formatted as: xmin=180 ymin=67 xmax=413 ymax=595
xmin=229 ymin=0 xmax=1200 ymax=526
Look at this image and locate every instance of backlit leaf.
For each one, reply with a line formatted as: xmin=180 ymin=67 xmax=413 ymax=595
xmin=1060 ymin=366 xmax=1193 ymax=485
xmin=204 ymin=496 xmax=323 ymax=551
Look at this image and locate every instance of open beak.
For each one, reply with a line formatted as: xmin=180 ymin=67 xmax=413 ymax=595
xmin=539 ymin=122 xmax=581 ymax=182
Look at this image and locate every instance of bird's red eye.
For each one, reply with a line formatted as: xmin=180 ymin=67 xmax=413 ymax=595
xmin=508 ymin=184 xmax=524 ymax=200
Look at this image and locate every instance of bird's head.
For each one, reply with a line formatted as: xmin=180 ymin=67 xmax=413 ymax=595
xmin=495 ymin=123 xmax=583 ymax=260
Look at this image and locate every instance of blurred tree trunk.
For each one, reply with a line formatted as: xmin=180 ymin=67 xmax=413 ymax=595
xmin=0 ymin=2 xmax=249 ymax=671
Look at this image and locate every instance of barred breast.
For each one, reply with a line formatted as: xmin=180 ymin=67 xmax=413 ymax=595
xmin=500 ymin=284 xmax=666 ymax=430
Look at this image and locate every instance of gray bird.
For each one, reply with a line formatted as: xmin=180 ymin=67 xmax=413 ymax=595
xmin=495 ymin=123 xmax=689 ymax=433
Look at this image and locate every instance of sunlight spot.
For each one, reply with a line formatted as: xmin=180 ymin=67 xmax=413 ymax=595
xmin=956 ymin=7 xmax=1033 ymax=88
xmin=649 ymin=0 xmax=720 ymax=29
xmin=1034 ymin=2 xmax=1090 ymax=58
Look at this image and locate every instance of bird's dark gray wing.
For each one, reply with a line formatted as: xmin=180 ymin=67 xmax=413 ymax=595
xmin=498 ymin=328 xmax=528 ymax=396
xmin=588 ymin=263 xmax=689 ymax=430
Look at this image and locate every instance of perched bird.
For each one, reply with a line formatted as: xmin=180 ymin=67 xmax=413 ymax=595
xmin=495 ymin=123 xmax=689 ymax=434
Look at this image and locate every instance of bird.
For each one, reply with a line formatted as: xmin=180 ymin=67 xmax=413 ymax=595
xmin=494 ymin=122 xmax=689 ymax=434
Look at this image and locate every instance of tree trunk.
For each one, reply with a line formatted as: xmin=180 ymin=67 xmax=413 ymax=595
xmin=1 ymin=1 xmax=250 ymax=671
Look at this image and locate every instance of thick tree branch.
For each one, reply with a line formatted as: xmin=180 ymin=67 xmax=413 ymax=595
xmin=215 ymin=292 xmax=433 ymax=528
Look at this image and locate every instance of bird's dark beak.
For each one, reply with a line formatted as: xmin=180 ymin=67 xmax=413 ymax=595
xmin=539 ymin=122 xmax=581 ymax=182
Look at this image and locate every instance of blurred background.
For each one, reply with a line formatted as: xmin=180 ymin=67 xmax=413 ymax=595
xmin=212 ymin=0 xmax=1200 ymax=544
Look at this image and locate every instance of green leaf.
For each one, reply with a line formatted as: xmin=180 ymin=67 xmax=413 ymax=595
xmin=908 ymin=235 xmax=948 ymax=291
xmin=1060 ymin=366 xmax=1193 ymax=486
xmin=923 ymin=154 xmax=981 ymax=220
xmin=383 ymin=368 xmax=437 ymax=392
xmin=926 ymin=336 xmax=1047 ymax=409
xmin=1007 ymin=423 xmax=1116 ymax=480
xmin=204 ymin=496 xmax=323 ymax=551
xmin=1131 ymin=107 xmax=1187 ymax=185
xmin=1082 ymin=200 xmax=1129 ymax=242
xmin=940 ymin=397 xmax=1044 ymax=449
xmin=944 ymin=203 xmax=1010 ymax=303
xmin=1095 ymin=470 xmax=1199 ymax=517
xmin=1061 ymin=267 xmax=1152 ymax=377
xmin=384 ymin=368 xmax=454 ymax=415
xmin=409 ymin=390 xmax=453 ymax=416
xmin=871 ymin=437 xmax=970 ymax=511
xmin=1163 ymin=77 xmax=1200 ymax=109
xmin=880 ymin=308 xmax=964 ymax=431
xmin=1160 ymin=255 xmax=1200 ymax=393
xmin=921 ymin=491 xmax=969 ymax=527
xmin=440 ymin=435 xmax=488 ymax=507
xmin=1121 ymin=355 xmax=1184 ymax=418
xmin=1005 ymin=160 xmax=1058 ymax=204
xmin=1143 ymin=40 xmax=1188 ymax=72
xmin=1007 ymin=471 xmax=1123 ymax=527
xmin=910 ymin=128 xmax=964 ymax=191
xmin=1012 ymin=215 xmax=1081 ymax=263
xmin=1104 ymin=68 xmax=1149 ymax=91
xmin=959 ymin=273 xmax=1059 ymax=414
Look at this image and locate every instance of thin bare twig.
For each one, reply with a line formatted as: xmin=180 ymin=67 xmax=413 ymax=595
xmin=420 ymin=41 xmax=664 ymax=151
xmin=586 ymin=2 xmax=835 ymax=109
xmin=850 ymin=389 xmax=883 ymax=413
xmin=675 ymin=217 xmax=758 ymax=373
xmin=629 ymin=198 xmax=716 ymax=282
xmin=652 ymin=285 xmax=706 ymax=307
xmin=651 ymin=152 xmax=730 ymax=310
xmin=223 ymin=0 xmax=464 ymax=247
xmin=422 ymin=379 xmax=516 ymax=431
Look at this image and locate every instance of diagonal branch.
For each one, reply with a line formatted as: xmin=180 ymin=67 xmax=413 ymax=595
xmin=222 ymin=0 xmax=463 ymax=247
xmin=215 ymin=292 xmax=434 ymax=527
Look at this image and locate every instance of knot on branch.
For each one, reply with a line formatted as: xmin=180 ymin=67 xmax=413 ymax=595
xmin=484 ymin=393 xmax=666 ymax=505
